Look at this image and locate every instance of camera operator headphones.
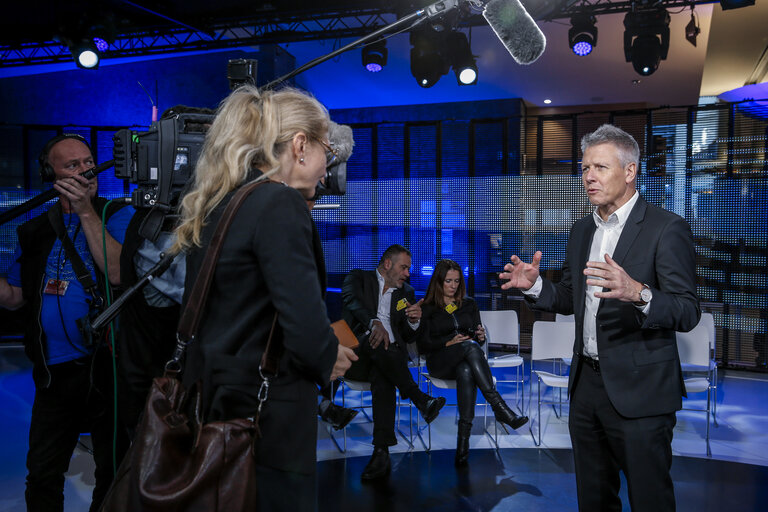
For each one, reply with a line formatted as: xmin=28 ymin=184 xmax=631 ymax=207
xmin=38 ymin=133 xmax=91 ymax=183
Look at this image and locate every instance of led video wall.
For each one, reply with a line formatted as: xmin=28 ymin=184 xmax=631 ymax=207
xmin=1 ymin=101 xmax=766 ymax=368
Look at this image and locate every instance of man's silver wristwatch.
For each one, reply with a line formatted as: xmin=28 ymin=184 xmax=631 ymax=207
xmin=635 ymin=283 xmax=652 ymax=305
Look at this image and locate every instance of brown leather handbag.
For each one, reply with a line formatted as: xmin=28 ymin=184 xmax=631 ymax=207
xmin=101 ymin=180 xmax=277 ymax=512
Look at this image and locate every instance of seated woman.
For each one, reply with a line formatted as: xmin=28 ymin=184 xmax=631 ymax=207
xmin=421 ymin=259 xmax=528 ymax=466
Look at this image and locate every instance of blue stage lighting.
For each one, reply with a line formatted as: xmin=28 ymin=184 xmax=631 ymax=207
xmin=362 ymin=39 xmax=387 ymax=73
xmin=572 ymin=41 xmax=593 ymax=56
xmin=569 ymin=14 xmax=597 ymax=57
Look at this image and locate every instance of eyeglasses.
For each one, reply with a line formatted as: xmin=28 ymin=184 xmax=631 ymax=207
xmin=316 ymin=138 xmax=339 ymax=166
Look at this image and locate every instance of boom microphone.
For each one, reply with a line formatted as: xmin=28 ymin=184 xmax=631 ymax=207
xmin=314 ymin=121 xmax=355 ymax=197
xmin=483 ymin=0 xmax=546 ymax=65
xmin=328 ymin=121 xmax=354 ymax=161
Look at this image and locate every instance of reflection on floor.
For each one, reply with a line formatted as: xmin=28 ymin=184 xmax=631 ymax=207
xmin=1 ymin=344 xmax=766 ymax=511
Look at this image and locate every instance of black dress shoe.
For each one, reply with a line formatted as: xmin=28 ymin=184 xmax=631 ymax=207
xmin=361 ymin=447 xmax=391 ymax=481
xmin=417 ymin=396 xmax=446 ymax=424
xmin=320 ymin=401 xmax=359 ymax=431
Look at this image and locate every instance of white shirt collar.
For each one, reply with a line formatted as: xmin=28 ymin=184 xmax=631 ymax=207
xmin=592 ymin=190 xmax=639 ymax=229
xmin=375 ymin=269 xmax=392 ymax=295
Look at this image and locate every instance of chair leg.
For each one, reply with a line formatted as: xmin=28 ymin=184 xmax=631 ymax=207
xmin=706 ymin=385 xmax=712 ymax=457
xmin=712 ymin=365 xmax=719 ymax=428
xmin=520 ymin=364 xmax=526 ymax=415
xmin=530 ymin=375 xmax=543 ymax=447
xmin=395 ymin=392 xmax=414 ymax=450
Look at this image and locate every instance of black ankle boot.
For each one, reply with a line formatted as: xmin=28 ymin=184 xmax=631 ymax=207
xmin=454 ymin=421 xmax=472 ymax=467
xmin=455 ymin=435 xmax=470 ymax=467
xmin=487 ymin=391 xmax=528 ymax=430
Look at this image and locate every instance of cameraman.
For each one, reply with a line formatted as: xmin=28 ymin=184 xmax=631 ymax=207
xmin=116 ymin=105 xmax=209 ymax=435
xmin=0 ymin=134 xmax=133 ymax=512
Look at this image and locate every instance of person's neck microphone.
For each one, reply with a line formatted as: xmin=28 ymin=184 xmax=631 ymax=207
xmin=482 ymin=0 xmax=546 ymax=65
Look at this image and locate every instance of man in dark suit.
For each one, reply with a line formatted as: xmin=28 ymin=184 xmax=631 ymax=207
xmin=500 ymin=124 xmax=700 ymax=511
xmin=341 ymin=244 xmax=445 ymax=481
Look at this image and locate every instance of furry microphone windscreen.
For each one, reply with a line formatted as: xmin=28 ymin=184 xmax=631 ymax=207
xmin=483 ymin=0 xmax=546 ymax=65
xmin=328 ymin=121 xmax=355 ymax=161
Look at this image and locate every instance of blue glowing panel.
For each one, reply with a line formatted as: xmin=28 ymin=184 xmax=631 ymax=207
xmin=377 ymin=125 xmax=404 ymax=180
xmin=347 ymin=126 xmax=373 ymax=181
xmin=408 ymin=125 xmax=437 ymax=179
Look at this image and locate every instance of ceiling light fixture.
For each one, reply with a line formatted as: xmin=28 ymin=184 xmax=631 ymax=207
xmin=447 ymin=31 xmax=478 ymax=85
xmin=93 ymin=37 xmax=109 ymax=52
xmin=623 ymin=5 xmax=670 ymax=76
xmin=362 ymin=39 xmax=388 ymax=73
xmin=685 ymin=9 xmax=700 ymax=47
xmin=410 ymin=27 xmax=450 ymax=88
xmin=568 ymin=14 xmax=597 ymax=56
xmin=70 ymin=39 xmax=100 ymax=69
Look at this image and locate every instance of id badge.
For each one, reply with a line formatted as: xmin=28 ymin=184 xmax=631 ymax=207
xmin=44 ymin=278 xmax=69 ymax=296
xmin=396 ymin=298 xmax=409 ymax=311
xmin=445 ymin=302 xmax=457 ymax=314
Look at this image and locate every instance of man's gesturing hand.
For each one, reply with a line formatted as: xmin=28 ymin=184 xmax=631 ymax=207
xmin=584 ymin=254 xmax=643 ymax=302
xmin=499 ymin=251 xmax=542 ymax=291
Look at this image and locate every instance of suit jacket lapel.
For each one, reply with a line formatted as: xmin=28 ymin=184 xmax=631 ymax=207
xmin=611 ymin=195 xmax=647 ymax=266
xmin=364 ymin=271 xmax=379 ymax=315
xmin=596 ymin=194 xmax=646 ymax=311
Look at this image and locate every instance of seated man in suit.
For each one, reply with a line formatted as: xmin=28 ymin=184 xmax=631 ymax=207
xmin=340 ymin=244 xmax=445 ymax=481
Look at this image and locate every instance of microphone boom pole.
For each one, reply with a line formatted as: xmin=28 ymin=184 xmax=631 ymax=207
xmin=91 ymin=251 xmax=177 ymax=332
xmin=261 ymin=0 xmax=545 ymax=91
xmin=261 ymin=0 xmax=460 ymax=90
xmin=0 ymin=159 xmax=116 ymax=226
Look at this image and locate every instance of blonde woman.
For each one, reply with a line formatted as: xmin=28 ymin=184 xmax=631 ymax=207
xmin=173 ymin=86 xmax=355 ymax=510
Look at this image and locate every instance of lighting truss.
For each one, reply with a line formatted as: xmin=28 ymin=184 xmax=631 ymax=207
xmin=0 ymin=1 xmax=718 ymax=67
xmin=0 ymin=10 xmax=394 ymax=67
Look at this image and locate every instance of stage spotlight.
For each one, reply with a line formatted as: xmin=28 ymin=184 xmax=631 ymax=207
xmin=685 ymin=10 xmax=700 ymax=47
xmin=410 ymin=28 xmax=450 ymax=88
xmin=93 ymin=37 xmax=109 ymax=52
xmin=362 ymin=39 xmax=388 ymax=73
xmin=623 ymin=6 xmax=670 ymax=76
xmin=70 ymin=40 xmax=100 ymax=69
xmin=568 ymin=14 xmax=597 ymax=56
xmin=447 ymin=32 xmax=478 ymax=85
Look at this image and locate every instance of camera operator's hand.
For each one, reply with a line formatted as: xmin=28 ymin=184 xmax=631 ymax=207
xmin=54 ymin=174 xmax=97 ymax=216
xmin=331 ymin=345 xmax=358 ymax=381
xmin=368 ymin=320 xmax=390 ymax=350
xmin=476 ymin=324 xmax=486 ymax=343
xmin=446 ymin=333 xmax=470 ymax=347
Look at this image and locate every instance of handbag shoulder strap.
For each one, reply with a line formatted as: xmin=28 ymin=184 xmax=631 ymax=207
xmin=177 ymin=179 xmax=268 ymax=340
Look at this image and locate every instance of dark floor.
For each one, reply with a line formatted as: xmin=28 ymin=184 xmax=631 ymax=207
xmin=318 ymin=448 xmax=768 ymax=512
xmin=1 ymin=343 xmax=767 ymax=511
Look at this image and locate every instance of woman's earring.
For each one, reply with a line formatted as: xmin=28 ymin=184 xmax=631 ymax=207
xmin=299 ymin=157 xmax=305 ymax=163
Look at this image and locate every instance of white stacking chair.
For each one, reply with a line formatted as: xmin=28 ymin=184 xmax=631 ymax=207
xmin=422 ymin=358 xmax=500 ymax=450
xmin=480 ymin=310 xmax=525 ymax=412
xmin=555 ymin=313 xmax=575 ymax=366
xmin=328 ymin=378 xmax=372 ymax=453
xmin=701 ymin=313 xmax=718 ymax=426
xmin=529 ymin=321 xmax=575 ymax=447
xmin=679 ymin=313 xmax=718 ymax=426
xmin=329 ymin=378 xmax=415 ymax=453
xmin=676 ymin=322 xmax=713 ymax=457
